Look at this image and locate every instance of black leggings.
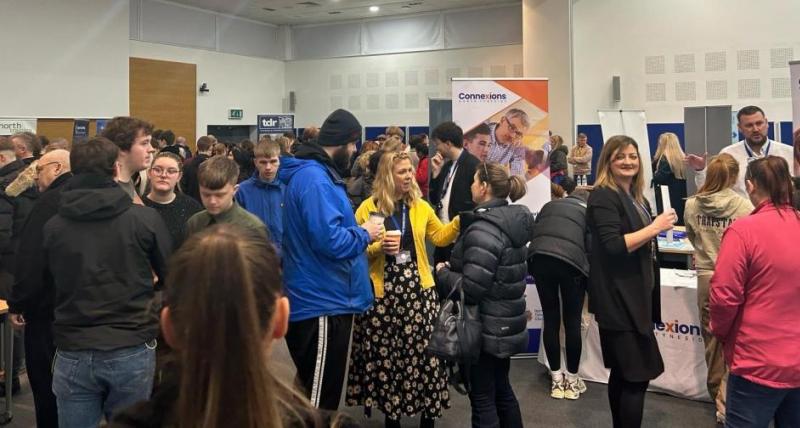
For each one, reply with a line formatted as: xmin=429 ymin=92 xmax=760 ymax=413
xmin=608 ymin=368 xmax=649 ymax=428
xmin=531 ymin=255 xmax=586 ymax=373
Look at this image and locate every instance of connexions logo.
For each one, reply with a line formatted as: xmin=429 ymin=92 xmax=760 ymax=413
xmin=654 ymin=319 xmax=703 ymax=343
xmin=457 ymin=92 xmax=508 ymax=102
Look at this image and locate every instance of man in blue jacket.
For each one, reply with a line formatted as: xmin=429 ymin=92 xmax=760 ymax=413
xmin=279 ymin=109 xmax=382 ymax=410
xmin=235 ymin=139 xmax=284 ymax=250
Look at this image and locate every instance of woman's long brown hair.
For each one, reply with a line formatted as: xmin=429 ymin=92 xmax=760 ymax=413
xmin=745 ymin=156 xmax=795 ymax=210
xmin=165 ymin=224 xmax=317 ymax=428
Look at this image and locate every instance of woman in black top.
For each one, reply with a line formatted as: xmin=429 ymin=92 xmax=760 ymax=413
xmin=143 ymin=152 xmax=202 ymax=249
xmin=587 ymin=136 xmax=676 ymax=428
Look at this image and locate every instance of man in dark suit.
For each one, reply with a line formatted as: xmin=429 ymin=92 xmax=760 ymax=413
xmin=429 ymin=121 xmax=480 ymax=264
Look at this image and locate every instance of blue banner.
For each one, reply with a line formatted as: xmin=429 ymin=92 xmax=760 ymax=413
xmin=73 ymin=119 xmax=90 ymax=142
xmin=257 ymin=114 xmax=294 ymax=134
xmin=96 ymin=119 xmax=108 ymax=136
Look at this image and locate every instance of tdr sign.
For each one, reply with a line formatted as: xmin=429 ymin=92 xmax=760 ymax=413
xmin=257 ymin=114 xmax=294 ymax=134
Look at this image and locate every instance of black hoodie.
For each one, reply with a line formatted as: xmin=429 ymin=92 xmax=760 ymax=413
xmin=437 ymin=199 xmax=533 ymax=358
xmin=43 ymin=174 xmax=172 ymax=351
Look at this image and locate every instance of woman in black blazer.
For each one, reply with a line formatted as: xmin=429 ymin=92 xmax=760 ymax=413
xmin=586 ymin=135 xmax=677 ymax=428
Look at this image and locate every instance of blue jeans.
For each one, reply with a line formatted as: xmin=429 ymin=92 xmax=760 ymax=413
xmin=726 ymin=373 xmax=800 ymax=428
xmin=52 ymin=341 xmax=157 ymax=428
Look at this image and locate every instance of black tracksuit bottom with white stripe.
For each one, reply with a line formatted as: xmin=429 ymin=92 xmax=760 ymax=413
xmin=286 ymin=314 xmax=354 ymax=410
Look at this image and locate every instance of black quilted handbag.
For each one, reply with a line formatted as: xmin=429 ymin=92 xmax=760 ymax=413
xmin=426 ymin=277 xmax=482 ymax=366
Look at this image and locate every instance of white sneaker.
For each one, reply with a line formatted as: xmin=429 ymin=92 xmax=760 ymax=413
xmin=564 ymin=377 xmax=582 ymax=400
xmin=715 ymin=411 xmax=726 ymax=425
xmin=576 ymin=377 xmax=587 ymax=393
xmin=550 ymin=373 xmax=565 ymax=399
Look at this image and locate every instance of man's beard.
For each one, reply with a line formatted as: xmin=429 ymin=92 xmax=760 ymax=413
xmin=746 ymin=133 xmax=767 ymax=149
xmin=331 ymin=145 xmax=352 ymax=174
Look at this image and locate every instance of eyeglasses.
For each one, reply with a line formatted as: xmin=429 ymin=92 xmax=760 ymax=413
xmin=150 ymin=166 xmax=180 ymax=176
xmin=35 ymin=161 xmax=60 ymax=174
xmin=503 ymin=117 xmax=524 ymax=139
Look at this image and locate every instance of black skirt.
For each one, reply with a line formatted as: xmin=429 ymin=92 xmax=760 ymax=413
xmin=599 ymin=329 xmax=664 ymax=382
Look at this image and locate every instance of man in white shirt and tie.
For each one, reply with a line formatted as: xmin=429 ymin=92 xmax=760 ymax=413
xmin=687 ymin=105 xmax=794 ymax=198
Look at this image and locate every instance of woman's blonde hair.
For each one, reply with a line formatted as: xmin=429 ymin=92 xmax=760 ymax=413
xmin=594 ymin=135 xmax=646 ymax=203
xmin=550 ymin=135 xmax=564 ymax=150
xmin=696 ymin=153 xmax=738 ymax=196
xmin=166 ymin=224 xmax=320 ymax=428
xmin=372 ymin=151 xmax=421 ymax=216
xmin=653 ymin=132 xmax=686 ymax=179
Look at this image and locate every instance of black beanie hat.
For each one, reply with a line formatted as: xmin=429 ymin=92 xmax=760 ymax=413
xmin=318 ymin=109 xmax=362 ymax=147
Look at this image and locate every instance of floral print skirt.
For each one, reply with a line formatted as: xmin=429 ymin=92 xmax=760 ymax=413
xmin=346 ymin=260 xmax=450 ymax=419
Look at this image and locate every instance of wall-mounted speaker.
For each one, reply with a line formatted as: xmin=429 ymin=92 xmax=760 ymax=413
xmin=612 ymin=76 xmax=621 ymax=102
xmin=289 ymin=91 xmax=296 ymax=112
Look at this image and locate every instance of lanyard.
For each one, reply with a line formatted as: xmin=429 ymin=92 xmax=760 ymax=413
xmin=441 ymin=161 xmax=458 ymax=199
xmin=390 ymin=203 xmax=407 ymax=244
xmin=744 ymin=140 xmax=770 ymax=160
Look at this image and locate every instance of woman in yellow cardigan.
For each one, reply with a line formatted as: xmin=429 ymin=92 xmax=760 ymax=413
xmin=346 ymin=151 xmax=460 ymax=428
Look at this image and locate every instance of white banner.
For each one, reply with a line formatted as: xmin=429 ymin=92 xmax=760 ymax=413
xmin=0 ymin=118 xmax=37 ymax=136
xmin=790 ymin=61 xmax=800 ymax=175
xmin=598 ymin=110 xmax=656 ymax=212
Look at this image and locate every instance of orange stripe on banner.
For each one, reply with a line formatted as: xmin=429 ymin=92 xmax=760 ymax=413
xmin=496 ymin=80 xmax=549 ymax=113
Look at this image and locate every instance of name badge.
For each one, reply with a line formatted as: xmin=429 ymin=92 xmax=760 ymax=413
xmin=395 ymin=250 xmax=411 ymax=265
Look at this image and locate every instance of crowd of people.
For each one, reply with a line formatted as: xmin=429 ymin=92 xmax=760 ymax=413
xmin=0 ymin=104 xmax=797 ymax=428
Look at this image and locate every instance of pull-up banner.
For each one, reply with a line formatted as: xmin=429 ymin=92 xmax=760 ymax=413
xmin=0 ymin=118 xmax=37 ymax=135
xmin=452 ymin=78 xmax=551 ymax=355
xmin=789 ymin=60 xmax=800 ymax=175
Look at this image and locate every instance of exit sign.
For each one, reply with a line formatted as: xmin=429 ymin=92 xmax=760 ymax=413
xmin=229 ymin=109 xmax=243 ymax=120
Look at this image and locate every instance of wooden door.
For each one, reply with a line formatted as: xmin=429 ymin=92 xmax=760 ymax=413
xmin=130 ymin=57 xmax=196 ymax=150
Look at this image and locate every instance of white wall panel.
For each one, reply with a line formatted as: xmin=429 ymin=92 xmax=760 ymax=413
xmin=217 ymin=16 xmax=281 ymax=59
xmin=130 ymin=0 xmax=140 ymax=40
xmin=444 ymin=5 xmax=522 ymax=49
xmin=140 ymin=0 xmax=216 ymax=50
xmin=362 ymin=14 xmax=443 ymax=55
xmin=0 ymin=0 xmax=129 ymax=118
xmin=291 ymin=23 xmax=361 ymax=59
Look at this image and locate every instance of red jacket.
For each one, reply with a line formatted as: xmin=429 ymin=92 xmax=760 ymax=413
xmin=416 ymin=156 xmax=429 ymax=198
xmin=710 ymin=202 xmax=800 ymax=389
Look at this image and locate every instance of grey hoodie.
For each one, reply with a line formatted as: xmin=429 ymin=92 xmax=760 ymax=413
xmin=684 ymin=188 xmax=753 ymax=270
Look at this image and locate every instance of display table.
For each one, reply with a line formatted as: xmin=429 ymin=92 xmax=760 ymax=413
xmin=658 ymin=226 xmax=694 ymax=267
xmin=537 ymin=269 xmax=711 ymax=401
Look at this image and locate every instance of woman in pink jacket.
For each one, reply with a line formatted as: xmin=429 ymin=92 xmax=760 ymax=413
xmin=710 ymin=156 xmax=800 ymax=428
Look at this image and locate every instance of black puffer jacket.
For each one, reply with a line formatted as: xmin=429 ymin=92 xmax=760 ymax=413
xmin=438 ymin=199 xmax=533 ymax=358
xmin=550 ymin=145 xmax=569 ymax=172
xmin=0 ymin=159 xmax=37 ymax=291
xmin=528 ymin=194 xmax=590 ymax=277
